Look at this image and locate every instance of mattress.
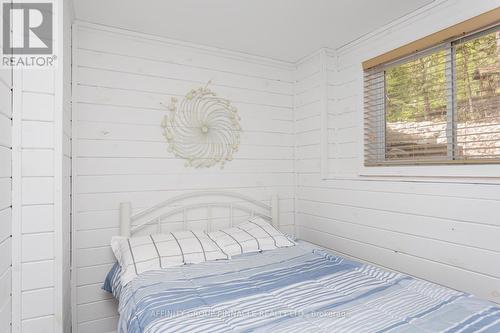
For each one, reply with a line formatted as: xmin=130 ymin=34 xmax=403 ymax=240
xmin=115 ymin=241 xmax=500 ymax=332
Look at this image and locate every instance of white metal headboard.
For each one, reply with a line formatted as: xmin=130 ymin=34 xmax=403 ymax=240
xmin=119 ymin=191 xmax=279 ymax=237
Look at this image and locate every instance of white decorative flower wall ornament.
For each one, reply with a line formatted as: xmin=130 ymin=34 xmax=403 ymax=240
xmin=161 ymin=83 xmax=241 ymax=169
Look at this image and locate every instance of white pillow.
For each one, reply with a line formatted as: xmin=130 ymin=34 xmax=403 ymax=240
xmin=207 ymin=217 xmax=295 ymax=256
xmin=111 ymin=230 xmax=229 ymax=286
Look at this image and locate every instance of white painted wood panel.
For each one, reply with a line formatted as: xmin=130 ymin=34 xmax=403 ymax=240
xmin=77 ymin=101 xmax=292 ymax=125
xmin=77 ymin=299 xmax=118 ymax=323
xmin=21 ymin=205 xmax=54 ymax=234
xmin=76 ymin=122 xmax=292 ymax=148
xmin=21 ymin=288 xmax=54 ymax=320
xmin=21 ymin=261 xmax=54 ymax=291
xmin=0 ymin=239 xmax=11 ymax=295
xmin=0 ymin=69 xmax=11 ymax=88
xmin=21 ymin=178 xmax=54 ymax=205
xmin=77 ymin=157 xmax=293 ymax=175
xmin=61 ymin=6 xmax=74 ymax=333
xmin=295 ymin=0 xmax=500 ymax=304
xmin=0 ymin=148 xmax=10 ymax=179
xmin=298 ymin=185 xmax=500 ymax=227
xmin=21 ymin=121 xmax=54 ymax=149
xmin=76 ymin=49 xmax=292 ymax=95
xmin=76 ymin=283 xmax=113 ymax=305
xmin=77 ymin=316 xmax=118 ymax=333
xmin=77 ymin=67 xmax=293 ymax=108
xmin=0 ymin=84 xmax=11 ymax=120
xmin=77 ymin=174 xmax=293 ymax=194
xmin=0 ymin=209 xmax=11 ymax=246
xmin=21 ymin=233 xmax=54 ymax=263
xmin=73 ymin=23 xmax=295 ymax=332
xmin=21 ymin=70 xmax=54 ymax=93
xmin=21 ymin=316 xmax=54 ymax=333
xmin=21 ymin=150 xmax=54 ymax=177
xmin=77 ymin=140 xmax=293 ymax=160
xmin=0 ymin=300 xmax=11 ymax=333
xmin=11 ymin=21 xmax=68 ymax=328
xmin=296 ymin=199 xmax=500 ymax=253
xmin=0 ymin=116 xmax=11 ymax=149
xmin=0 ymin=63 xmax=11 ymax=333
xmin=76 ymin=26 xmax=293 ymax=82
xmin=76 ymin=188 xmax=294 ymax=214
xmin=0 ymin=270 xmax=10 ymax=319
xmin=21 ymin=92 xmax=54 ymax=122
xmin=0 ymin=180 xmax=11 ymax=222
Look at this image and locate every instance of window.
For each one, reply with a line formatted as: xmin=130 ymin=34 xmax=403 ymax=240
xmin=364 ymin=25 xmax=500 ymax=166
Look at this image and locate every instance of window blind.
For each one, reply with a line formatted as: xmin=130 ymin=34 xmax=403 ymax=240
xmin=364 ymin=25 xmax=500 ymax=166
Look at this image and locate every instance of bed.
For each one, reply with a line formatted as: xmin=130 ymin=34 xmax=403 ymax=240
xmin=108 ymin=192 xmax=500 ymax=333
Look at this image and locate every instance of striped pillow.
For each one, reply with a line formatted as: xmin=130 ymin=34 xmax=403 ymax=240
xmin=207 ymin=217 xmax=295 ymax=256
xmin=111 ymin=230 xmax=229 ymax=286
xmin=102 ymin=262 xmax=123 ymax=299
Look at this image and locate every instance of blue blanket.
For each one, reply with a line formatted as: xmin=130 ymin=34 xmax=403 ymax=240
xmin=116 ymin=242 xmax=500 ymax=332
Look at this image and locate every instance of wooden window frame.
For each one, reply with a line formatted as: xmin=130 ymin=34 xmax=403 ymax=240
xmin=362 ymin=8 xmax=500 ymax=70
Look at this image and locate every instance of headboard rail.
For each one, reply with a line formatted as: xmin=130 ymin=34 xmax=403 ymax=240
xmin=119 ymin=191 xmax=279 ymax=237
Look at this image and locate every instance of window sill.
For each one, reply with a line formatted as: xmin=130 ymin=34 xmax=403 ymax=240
xmin=358 ymin=164 xmax=500 ymax=184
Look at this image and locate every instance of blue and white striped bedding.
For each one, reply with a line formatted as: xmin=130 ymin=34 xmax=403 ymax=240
xmin=113 ymin=241 xmax=500 ymax=332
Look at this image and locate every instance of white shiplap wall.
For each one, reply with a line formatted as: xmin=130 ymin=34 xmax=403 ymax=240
xmin=16 ymin=68 xmax=58 ymax=332
xmin=0 ymin=64 xmax=12 ymax=333
xmin=295 ymin=0 xmax=500 ymax=304
xmin=9 ymin=1 xmax=73 ymax=331
xmin=72 ymin=23 xmax=295 ymax=332
xmin=294 ymin=50 xmax=336 ymax=181
xmin=61 ymin=2 xmax=74 ymax=332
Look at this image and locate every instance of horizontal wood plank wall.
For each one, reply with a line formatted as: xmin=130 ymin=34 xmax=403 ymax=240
xmin=73 ymin=24 xmax=295 ymax=333
xmin=296 ymin=0 xmax=500 ymax=304
xmin=18 ymin=68 xmax=58 ymax=332
xmin=14 ymin=5 xmax=71 ymax=331
xmin=62 ymin=3 xmax=74 ymax=333
xmin=0 ymin=64 xmax=12 ymax=333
